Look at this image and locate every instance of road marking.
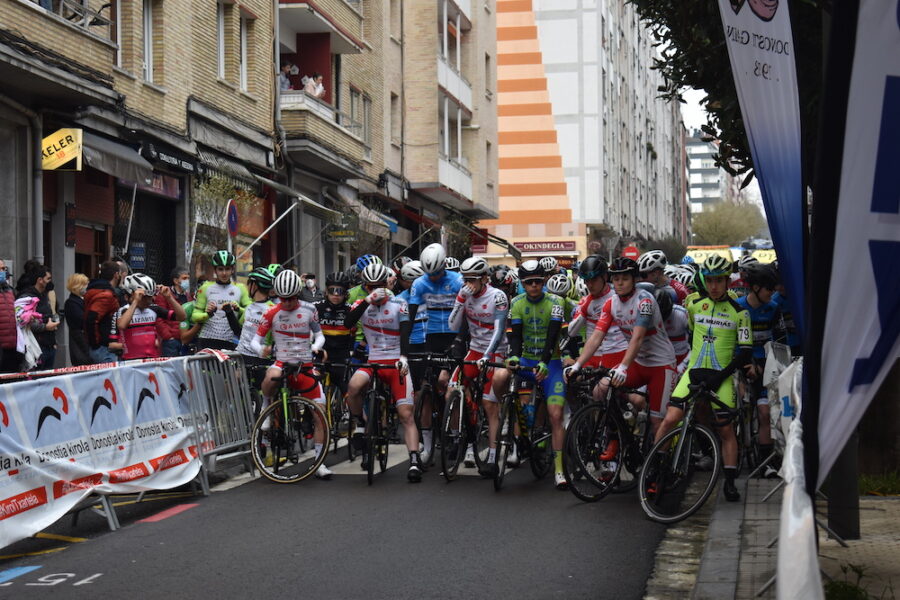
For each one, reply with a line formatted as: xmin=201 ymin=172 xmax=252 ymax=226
xmin=211 ymin=471 xmax=260 ymax=492
xmin=138 ymin=503 xmax=199 ymax=523
xmin=0 ymin=546 xmax=67 ymax=560
xmin=33 ymin=533 xmax=86 ymax=543
xmin=0 ymin=566 xmax=42 ymax=584
xmin=328 ymin=443 xmax=411 ymax=475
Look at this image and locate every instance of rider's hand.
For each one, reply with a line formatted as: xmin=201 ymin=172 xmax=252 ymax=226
xmin=261 ymin=345 xmax=272 ymax=359
xmin=535 ymin=361 xmax=549 ymax=382
xmin=397 ymin=355 xmax=409 ymax=377
xmin=563 ymin=362 xmax=580 ymax=382
xmin=132 ymin=288 xmax=146 ymax=301
xmin=206 ymin=301 xmax=217 ymax=314
xmin=609 ymin=365 xmax=628 ymax=387
xmin=365 ymin=288 xmax=387 ymax=305
xmin=504 ymin=355 xmax=520 ymax=369
xmin=476 ymin=356 xmax=490 ymax=371
xmin=457 ymin=283 xmax=474 ymax=299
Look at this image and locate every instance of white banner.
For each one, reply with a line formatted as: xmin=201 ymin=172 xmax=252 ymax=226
xmin=818 ymin=0 xmax=900 ymax=487
xmin=0 ymin=361 xmax=199 ymax=547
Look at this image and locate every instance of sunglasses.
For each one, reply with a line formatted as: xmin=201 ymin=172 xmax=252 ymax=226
xmin=364 ymin=283 xmax=385 ymax=291
xmin=327 ymin=287 xmax=346 ymax=295
xmin=523 ymin=279 xmax=544 ymax=286
xmin=463 ymin=277 xmax=481 ymax=282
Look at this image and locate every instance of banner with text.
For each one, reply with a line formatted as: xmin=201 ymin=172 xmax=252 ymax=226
xmin=0 ymin=361 xmax=199 ymax=547
xmin=717 ymin=0 xmax=805 ymax=337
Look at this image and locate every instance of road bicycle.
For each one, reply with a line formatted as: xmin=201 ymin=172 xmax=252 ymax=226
xmin=440 ymin=359 xmax=495 ymax=481
xmin=356 ymin=363 xmax=402 ymax=486
xmin=319 ymin=359 xmax=355 ymax=460
xmin=250 ymin=363 xmax=330 ymax=483
xmin=493 ymin=365 xmax=552 ymax=491
xmin=410 ymin=353 xmax=456 ymax=467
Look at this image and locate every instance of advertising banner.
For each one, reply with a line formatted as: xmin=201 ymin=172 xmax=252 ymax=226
xmin=0 ymin=361 xmax=199 ymax=547
xmin=41 ymin=128 xmax=83 ymax=171
xmin=717 ymin=0 xmax=805 ymax=337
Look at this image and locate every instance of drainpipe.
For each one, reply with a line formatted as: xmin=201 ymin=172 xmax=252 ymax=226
xmin=0 ymin=93 xmax=43 ymax=263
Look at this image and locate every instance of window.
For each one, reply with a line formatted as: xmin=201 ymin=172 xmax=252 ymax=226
xmin=362 ymin=95 xmax=371 ymax=145
xmin=390 ymin=92 xmax=400 ymax=144
xmin=142 ymin=0 xmax=153 ymax=81
xmin=112 ymin=0 xmax=122 ymax=67
xmin=217 ymin=2 xmax=225 ymax=79
xmin=484 ymin=52 xmax=492 ymax=96
xmin=390 ymin=0 xmax=401 ymax=39
xmin=239 ymin=16 xmax=248 ymax=91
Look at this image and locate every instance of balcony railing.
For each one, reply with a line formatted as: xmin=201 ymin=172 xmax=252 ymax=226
xmin=281 ymin=91 xmax=364 ymax=141
xmin=27 ymin=0 xmax=112 ymax=41
xmin=439 ymin=154 xmax=473 ymax=200
xmin=437 ymin=56 xmax=473 ymax=112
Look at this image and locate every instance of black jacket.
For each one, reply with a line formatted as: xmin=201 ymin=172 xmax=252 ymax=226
xmin=64 ymin=294 xmax=93 ymax=366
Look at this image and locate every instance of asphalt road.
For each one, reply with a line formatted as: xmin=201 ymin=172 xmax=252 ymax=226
xmin=0 ymin=447 xmax=665 ymax=599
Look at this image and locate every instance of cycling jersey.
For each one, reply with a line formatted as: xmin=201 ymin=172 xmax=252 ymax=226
xmin=347 ymin=285 xmax=367 ymax=342
xmin=772 ymin=292 xmax=800 ymax=352
xmin=508 ymin=292 xmax=565 ymax=361
xmin=396 ymin=289 xmax=427 ymax=345
xmin=192 ymin=281 xmax=251 ymax=341
xmin=409 ymin=270 xmax=463 ymax=335
xmin=728 ymin=273 xmax=749 ymax=298
xmin=736 ymin=296 xmax=781 ymax=360
xmin=596 ymin=288 xmax=675 ymax=368
xmin=236 ymin=300 xmax=273 ymax=357
xmin=448 ymin=284 xmax=508 ymax=355
xmin=315 ymin=299 xmax=355 ymax=360
xmin=571 ymin=286 xmax=629 ymax=357
xmin=351 ymin=293 xmax=409 ymax=361
xmin=665 ymin=304 xmax=690 ymax=359
xmin=668 ymin=279 xmax=689 ymax=304
xmin=116 ymin=304 xmax=176 ymax=359
xmin=256 ymin=301 xmax=322 ymax=364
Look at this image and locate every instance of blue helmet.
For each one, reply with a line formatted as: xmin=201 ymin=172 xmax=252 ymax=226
xmin=356 ymin=254 xmax=383 ymax=271
xmin=681 ymin=255 xmax=695 ymax=265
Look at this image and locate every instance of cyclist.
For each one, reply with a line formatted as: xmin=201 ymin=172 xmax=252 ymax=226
xmin=491 ymin=260 xmax=568 ymax=489
xmin=348 ymin=254 xmax=383 ymax=359
xmin=448 ymin=256 xmax=509 ymax=476
xmin=315 ymin=272 xmax=356 ymax=397
xmin=250 ymin=270 xmax=331 ymax=479
xmin=396 ymin=261 xmax=428 ymax=390
xmin=655 ymin=287 xmax=690 ymax=375
xmin=539 ymin=256 xmax=561 ymax=276
xmin=407 ymin=243 xmax=463 ymax=464
xmin=638 ymin=250 xmax=687 ymax=304
xmin=344 ymin=262 xmax=422 ymax=482
xmin=444 ymin=256 xmax=461 ymax=272
xmin=115 ymin=274 xmax=186 ymax=360
xmin=192 ymin=250 xmax=251 ymax=350
xmin=736 ymin=263 xmax=782 ymax=476
xmin=729 ymin=255 xmax=758 ymax=298
xmin=235 ymin=267 xmax=277 ymax=369
xmin=655 ymin=255 xmax=753 ymax=502
xmin=771 ymin=262 xmax=801 ymax=357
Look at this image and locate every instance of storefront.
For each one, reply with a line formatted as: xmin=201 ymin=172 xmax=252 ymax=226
xmin=476 ymin=237 xmax=586 ymax=268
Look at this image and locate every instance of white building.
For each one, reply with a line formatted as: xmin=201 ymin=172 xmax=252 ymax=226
xmin=686 ymin=129 xmax=743 ymax=214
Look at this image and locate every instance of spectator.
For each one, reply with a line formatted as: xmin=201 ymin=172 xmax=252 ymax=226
xmin=111 ymin=256 xmax=130 ymax=306
xmin=15 ymin=265 xmax=58 ymax=370
xmin=0 ymin=259 xmax=21 ymax=373
xmin=155 ymin=266 xmax=192 ymax=357
xmin=278 ymin=61 xmax=294 ymax=91
xmin=304 ymin=72 xmax=325 ymax=99
xmin=84 ymin=260 xmax=124 ymax=364
xmin=300 ymin=273 xmax=324 ymax=304
xmin=64 ymin=273 xmax=92 ymax=366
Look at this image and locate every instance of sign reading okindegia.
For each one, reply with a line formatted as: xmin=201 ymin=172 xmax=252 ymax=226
xmin=717 ymin=0 xmax=805 ymax=337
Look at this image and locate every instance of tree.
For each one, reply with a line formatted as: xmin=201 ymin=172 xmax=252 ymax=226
xmin=691 ymin=201 xmax=766 ymax=245
xmin=647 ymin=236 xmax=688 ymax=263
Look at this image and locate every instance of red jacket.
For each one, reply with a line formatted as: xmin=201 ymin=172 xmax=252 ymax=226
xmin=84 ymin=280 xmax=120 ymax=348
xmin=0 ymin=285 xmax=16 ymax=350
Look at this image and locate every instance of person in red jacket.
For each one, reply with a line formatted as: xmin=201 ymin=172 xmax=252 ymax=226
xmin=0 ymin=259 xmax=20 ymax=373
xmin=84 ymin=260 xmax=124 ymax=364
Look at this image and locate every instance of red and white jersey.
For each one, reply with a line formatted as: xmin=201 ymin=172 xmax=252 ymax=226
xmin=256 ymin=301 xmax=321 ymax=364
xmin=574 ymin=286 xmax=628 ymax=356
xmin=664 ymin=304 xmax=690 ymax=358
xmin=597 ymin=288 xmax=675 ymax=367
xmin=449 ymin=284 xmax=508 ymax=355
xmin=352 ymin=294 xmax=409 ymax=361
xmin=668 ymin=279 xmax=689 ymax=305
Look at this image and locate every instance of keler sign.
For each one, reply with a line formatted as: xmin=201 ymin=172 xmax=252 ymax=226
xmin=42 ymin=128 xmax=83 ymax=171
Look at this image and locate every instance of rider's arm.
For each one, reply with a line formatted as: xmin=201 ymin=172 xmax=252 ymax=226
xmin=310 ymin=320 xmax=325 ymax=354
xmin=249 ymin=334 xmax=266 ymax=357
xmin=344 ymin=299 xmax=368 ymax=329
xmin=541 ymin=319 xmax=562 ymax=364
xmin=448 ymin=294 xmax=466 ymax=332
xmin=483 ymin=299 xmax=508 ymax=357
xmin=507 ymin=321 xmax=524 ymax=358
xmin=191 ymin=282 xmax=212 ymax=324
xmin=399 ymin=319 xmax=411 ymax=356
xmin=224 ymin=305 xmax=242 ymax=336
xmin=574 ymin=298 xmax=612 ymax=365
xmin=717 ymin=308 xmax=754 ymax=380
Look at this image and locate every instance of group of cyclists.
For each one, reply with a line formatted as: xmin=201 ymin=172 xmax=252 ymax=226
xmin=114 ymin=241 xmax=796 ymax=502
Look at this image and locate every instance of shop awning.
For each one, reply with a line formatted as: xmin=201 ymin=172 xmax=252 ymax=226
xmin=326 ymin=190 xmax=391 ymax=239
xmin=82 ymin=132 xmax=153 ymax=184
xmin=253 ymin=175 xmax=340 ymax=222
xmin=198 ymin=148 xmax=256 ymax=184
xmin=379 ymin=212 xmax=399 ymax=233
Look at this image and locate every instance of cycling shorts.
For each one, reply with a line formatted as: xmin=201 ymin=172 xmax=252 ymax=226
xmin=408 ymin=342 xmax=427 ymax=389
xmin=671 ymin=368 xmax=735 ymax=418
xmin=461 ymin=349 xmax=502 ymax=401
xmin=357 ymin=359 xmax=413 ymax=407
xmin=584 ymin=350 xmax=627 ymax=370
xmin=517 ymin=357 xmax=566 ymax=408
xmin=617 ymin=361 xmax=676 ymax=418
xmin=269 ymin=361 xmax=323 ymax=402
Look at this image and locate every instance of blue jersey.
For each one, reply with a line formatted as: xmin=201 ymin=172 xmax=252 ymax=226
xmin=409 ymin=270 xmax=463 ymax=335
xmin=397 ymin=289 xmax=427 ymax=345
xmin=736 ymin=296 xmax=781 ymax=359
xmin=771 ymin=292 xmax=799 ymax=350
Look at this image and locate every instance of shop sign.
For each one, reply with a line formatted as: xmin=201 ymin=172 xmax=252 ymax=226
xmin=142 ymin=143 xmax=197 ymax=173
xmin=120 ymin=173 xmax=182 ymax=200
xmin=512 ymin=240 xmax=577 ymax=253
xmin=325 ymin=227 xmax=358 ymax=243
xmin=42 ymin=128 xmax=83 ymax=171
xmin=471 ymin=228 xmax=488 ymax=254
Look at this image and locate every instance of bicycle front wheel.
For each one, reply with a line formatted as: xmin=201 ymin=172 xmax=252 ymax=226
xmin=529 ymin=398 xmax=552 ymax=480
xmin=251 ymin=398 xmax=329 ymax=484
xmin=440 ymin=390 xmax=466 ymax=481
xmin=472 ymin=405 xmax=491 ymax=472
xmin=638 ymin=424 xmax=721 ymax=524
xmin=563 ymin=403 xmax=620 ymax=502
xmin=365 ymin=391 xmax=382 ymax=486
xmin=494 ymin=396 xmax=516 ymax=491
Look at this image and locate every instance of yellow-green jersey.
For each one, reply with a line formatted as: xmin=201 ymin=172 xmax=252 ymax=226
xmin=684 ymin=294 xmax=752 ymax=371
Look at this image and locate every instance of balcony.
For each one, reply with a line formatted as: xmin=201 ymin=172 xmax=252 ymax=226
xmin=446 ymin=0 xmax=472 ymax=30
xmin=280 ymin=91 xmax=367 ymax=179
xmin=437 ymin=56 xmax=473 ymax=114
xmin=279 ymin=0 xmax=364 ymax=54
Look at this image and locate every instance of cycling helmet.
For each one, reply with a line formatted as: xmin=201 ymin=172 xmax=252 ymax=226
xmin=518 ymin=260 xmax=546 ymax=280
xmin=737 ymin=255 xmax=760 ymax=271
xmin=673 ymin=269 xmax=695 ymax=290
xmin=265 ymin=263 xmax=283 ymax=277
xmin=444 ymin=256 xmax=461 ymax=272
xmin=654 ymin=288 xmax=674 ymax=320
xmin=391 ymin=256 xmax=412 ymax=272
xmin=546 ymin=273 xmax=572 ymax=296
xmin=356 ymin=254 xmax=383 ymax=271
xmin=701 ymin=255 xmax=733 ymax=277
xmin=744 ymin=264 xmax=779 ymax=290
xmin=122 ymin=273 xmax=156 ymax=294
xmin=248 ymin=266 xmax=276 ymax=290
xmin=361 ymin=262 xmax=390 ymax=284
xmin=460 ymin=256 xmax=489 ymax=276
xmin=538 ymin=256 xmax=558 ymax=273
xmin=680 ymin=255 xmax=695 ymax=265
xmin=506 ymin=268 xmax=520 ymax=286
xmin=663 ymin=265 xmax=680 ymax=279
xmin=420 ymin=243 xmax=446 ymax=274
xmin=325 ymin=271 xmax=351 ymax=287
xmin=212 ymin=250 xmax=236 ymax=267
xmin=682 ymin=261 xmax=700 ymax=274
xmin=637 ymin=250 xmax=667 ymax=274
xmin=273 ymin=270 xmax=303 ymax=298
xmin=401 ymin=260 xmax=426 ymax=282
xmin=608 ymin=257 xmax=639 ymax=278
xmin=572 ymin=260 xmax=583 ymax=272
xmin=575 ymin=277 xmax=589 ymax=298
xmin=578 ymin=255 xmax=608 ymax=280
xmin=490 ymin=265 xmax=510 ymax=286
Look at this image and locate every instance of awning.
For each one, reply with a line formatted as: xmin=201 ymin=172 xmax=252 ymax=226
xmin=198 ymin=148 xmax=255 ymax=183
xmin=253 ymin=175 xmax=340 ymax=222
xmin=398 ymin=205 xmax=440 ymax=229
xmin=326 ymin=190 xmax=391 ymax=239
xmin=82 ymin=132 xmax=153 ymax=184
xmin=379 ymin=212 xmax=399 ymax=233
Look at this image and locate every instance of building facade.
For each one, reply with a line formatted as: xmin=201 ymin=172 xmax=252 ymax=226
xmin=686 ymin=128 xmax=743 ymax=214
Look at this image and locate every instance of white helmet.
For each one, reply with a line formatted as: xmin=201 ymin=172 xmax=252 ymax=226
xmin=663 ymin=265 xmax=680 ymax=279
xmin=575 ymin=277 xmax=589 ymax=298
xmin=459 ymin=256 xmax=489 ymax=276
xmin=444 ymin=256 xmax=460 ymax=271
xmin=737 ymin=255 xmax=759 ymax=271
xmin=546 ymin=273 xmax=572 ymax=296
xmin=637 ymin=250 xmax=667 ymax=274
xmin=538 ymin=256 xmax=558 ymax=272
xmin=361 ymin=262 xmax=390 ymax=284
xmin=273 ymin=270 xmax=303 ymax=298
xmin=674 ymin=269 xmax=695 ymax=289
xmin=400 ymin=260 xmax=425 ymax=282
xmin=122 ymin=273 xmax=155 ymax=294
xmin=420 ymin=243 xmax=446 ymax=274
xmin=507 ymin=268 xmax=520 ymax=285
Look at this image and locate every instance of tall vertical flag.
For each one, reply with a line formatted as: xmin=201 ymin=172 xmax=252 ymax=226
xmin=805 ymin=0 xmax=900 ymax=492
xmin=716 ymin=0 xmax=806 ymax=337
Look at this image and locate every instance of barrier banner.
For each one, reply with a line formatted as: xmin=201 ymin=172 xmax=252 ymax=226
xmin=0 ymin=360 xmax=199 ymax=547
xmin=716 ymin=0 xmax=806 ymax=338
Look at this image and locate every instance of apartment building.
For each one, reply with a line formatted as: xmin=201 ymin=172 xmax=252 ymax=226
xmin=686 ymin=129 xmax=743 ymax=214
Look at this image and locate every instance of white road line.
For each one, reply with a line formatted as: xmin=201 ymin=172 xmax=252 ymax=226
xmin=327 ymin=443 xmax=411 ymax=475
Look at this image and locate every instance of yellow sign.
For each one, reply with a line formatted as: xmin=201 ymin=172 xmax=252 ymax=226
xmin=751 ymin=249 xmax=777 ymax=263
xmin=41 ymin=128 xmax=82 ymax=171
xmin=686 ymin=245 xmax=732 ymax=264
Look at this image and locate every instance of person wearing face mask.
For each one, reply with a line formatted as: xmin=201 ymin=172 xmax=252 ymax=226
xmin=84 ymin=260 xmax=125 ymax=364
xmin=15 ymin=264 xmax=59 ymax=370
xmin=299 ymin=272 xmax=324 ymax=304
xmin=0 ymin=259 xmax=21 ymax=373
xmin=64 ymin=273 xmax=93 ymax=366
xmin=156 ymin=266 xmax=192 ymax=357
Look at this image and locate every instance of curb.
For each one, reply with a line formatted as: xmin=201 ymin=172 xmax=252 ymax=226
xmin=691 ymin=476 xmax=748 ymax=600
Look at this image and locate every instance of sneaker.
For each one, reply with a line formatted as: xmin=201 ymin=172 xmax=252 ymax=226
xmin=554 ymin=472 xmax=569 ymax=491
xmin=723 ymin=479 xmax=740 ymax=502
xmin=763 ymin=465 xmax=779 ymax=479
xmin=599 ymin=439 xmax=619 ymax=461
xmin=464 ymin=445 xmax=476 ymax=468
xmin=420 ymin=448 xmax=432 ymax=467
xmin=508 ymin=444 xmax=520 ymax=468
xmin=315 ymin=464 xmax=333 ymax=479
xmin=478 ymin=462 xmax=498 ymax=478
xmin=407 ymin=464 xmax=422 ymax=483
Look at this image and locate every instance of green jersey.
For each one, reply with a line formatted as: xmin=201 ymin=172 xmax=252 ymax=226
xmin=684 ymin=294 xmax=752 ymax=371
xmin=347 ymin=284 xmax=367 ymax=342
xmin=508 ymin=293 xmax=565 ymax=360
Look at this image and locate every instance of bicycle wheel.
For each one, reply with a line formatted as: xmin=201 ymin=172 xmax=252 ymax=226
xmin=638 ymin=424 xmax=721 ymax=524
xmin=440 ymin=389 xmax=466 ymax=481
xmin=415 ymin=385 xmax=436 ymax=463
xmin=563 ymin=403 xmax=620 ymax=502
xmin=493 ymin=396 xmax=516 ymax=491
xmin=378 ymin=402 xmax=390 ymax=473
xmin=472 ymin=405 xmax=491 ymax=472
xmin=251 ymin=398 xmax=329 ymax=483
xmin=529 ymin=397 xmax=552 ymax=480
xmin=365 ymin=391 xmax=381 ymax=486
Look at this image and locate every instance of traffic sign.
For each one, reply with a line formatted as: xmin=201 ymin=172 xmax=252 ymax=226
xmin=226 ymin=200 xmax=239 ymax=237
xmin=621 ymin=245 xmax=640 ymax=260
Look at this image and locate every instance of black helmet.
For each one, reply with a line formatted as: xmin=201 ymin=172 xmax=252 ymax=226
xmin=325 ymin=271 xmax=351 ymax=287
xmin=490 ymin=264 xmax=510 ymax=287
xmin=608 ymin=257 xmax=639 ymax=278
xmin=654 ymin=288 xmax=674 ymax=321
xmin=578 ymin=255 xmax=608 ymax=280
xmin=248 ymin=266 xmax=276 ymax=290
xmin=211 ymin=250 xmax=236 ymax=267
xmin=391 ymin=256 xmax=412 ymax=272
xmin=744 ymin=264 xmax=779 ymax=290
xmin=518 ymin=259 xmax=546 ymax=280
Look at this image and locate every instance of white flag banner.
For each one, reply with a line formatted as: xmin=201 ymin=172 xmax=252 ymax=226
xmin=0 ymin=361 xmax=199 ymax=547
xmin=818 ymin=0 xmax=900 ymax=487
